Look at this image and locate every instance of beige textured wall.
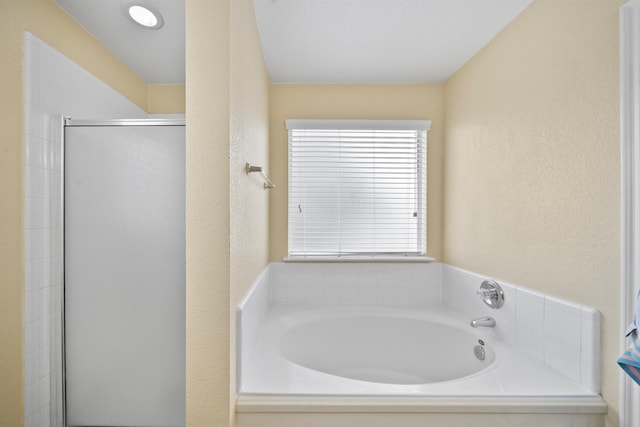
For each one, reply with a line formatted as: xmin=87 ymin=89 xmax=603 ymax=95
xmin=0 ymin=2 xmax=25 ymax=423
xmin=269 ymin=84 xmax=445 ymax=261
xmin=187 ymin=0 xmax=269 ymax=424
xmin=148 ymin=84 xmax=186 ymax=114
xmin=229 ymin=0 xmax=270 ymax=424
xmin=443 ymin=0 xmax=623 ymax=425
xmin=0 ymin=0 xmax=150 ymax=423
xmin=185 ymin=0 xmax=231 ymax=424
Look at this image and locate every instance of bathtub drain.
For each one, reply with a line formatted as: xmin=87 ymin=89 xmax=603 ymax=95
xmin=474 ymin=345 xmax=486 ymax=361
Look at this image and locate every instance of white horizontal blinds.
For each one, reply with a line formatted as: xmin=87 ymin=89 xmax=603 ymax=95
xmin=287 ymin=120 xmax=429 ymax=257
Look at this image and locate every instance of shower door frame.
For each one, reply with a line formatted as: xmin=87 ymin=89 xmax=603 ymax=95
xmin=620 ymin=2 xmax=640 ymax=427
xmin=61 ymin=118 xmax=186 ymax=427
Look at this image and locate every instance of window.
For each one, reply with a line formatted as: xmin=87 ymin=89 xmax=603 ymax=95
xmin=286 ymin=119 xmax=430 ymax=259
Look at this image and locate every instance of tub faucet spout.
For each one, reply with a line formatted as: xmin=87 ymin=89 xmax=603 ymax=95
xmin=470 ymin=316 xmax=496 ymax=328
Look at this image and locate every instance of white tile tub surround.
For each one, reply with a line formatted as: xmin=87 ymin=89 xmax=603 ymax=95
xmin=23 ymin=32 xmax=145 ymax=427
xmin=441 ymin=265 xmax=601 ymax=393
xmin=269 ymin=262 xmax=443 ymax=306
xmin=237 ymin=266 xmax=273 ymax=389
xmin=442 ymin=266 xmax=517 ymax=346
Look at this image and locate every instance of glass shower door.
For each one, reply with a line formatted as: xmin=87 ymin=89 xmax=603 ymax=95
xmin=64 ymin=121 xmax=185 ymax=427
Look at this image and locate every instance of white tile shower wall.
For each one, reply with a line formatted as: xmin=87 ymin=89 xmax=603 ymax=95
xmin=269 ymin=262 xmax=443 ymax=306
xmin=23 ymin=32 xmax=146 ymax=427
xmin=441 ymin=265 xmax=601 ymax=393
xmin=237 ymin=265 xmax=272 ymax=391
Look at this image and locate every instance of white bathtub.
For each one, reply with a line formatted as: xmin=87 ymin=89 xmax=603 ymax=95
xmin=241 ymin=305 xmax=593 ymax=397
xmin=280 ymin=307 xmax=495 ymax=385
xmin=236 ymin=263 xmax=607 ymax=427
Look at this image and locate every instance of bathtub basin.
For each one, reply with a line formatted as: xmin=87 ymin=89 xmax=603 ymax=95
xmin=279 ymin=312 xmax=495 ymax=385
xmin=239 ymin=304 xmax=598 ymax=397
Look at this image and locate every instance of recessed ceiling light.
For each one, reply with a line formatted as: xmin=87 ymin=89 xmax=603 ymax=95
xmin=126 ymin=4 xmax=164 ymax=29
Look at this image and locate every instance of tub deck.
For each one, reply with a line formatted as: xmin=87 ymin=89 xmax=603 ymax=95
xmin=236 ymin=395 xmax=607 ymax=427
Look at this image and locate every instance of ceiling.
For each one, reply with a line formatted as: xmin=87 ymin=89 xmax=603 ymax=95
xmin=255 ymin=0 xmax=532 ymax=83
xmin=54 ymin=0 xmax=185 ymax=84
xmin=54 ymin=0 xmax=532 ymax=85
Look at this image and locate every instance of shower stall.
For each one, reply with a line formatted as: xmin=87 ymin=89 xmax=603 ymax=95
xmin=62 ymin=119 xmax=185 ymax=427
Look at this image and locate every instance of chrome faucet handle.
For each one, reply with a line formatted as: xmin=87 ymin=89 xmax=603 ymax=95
xmin=477 ymin=280 xmax=504 ymax=309
xmin=477 ymin=288 xmax=497 ymax=298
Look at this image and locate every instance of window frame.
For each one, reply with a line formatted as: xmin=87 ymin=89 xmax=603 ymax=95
xmin=285 ymin=119 xmax=432 ymax=261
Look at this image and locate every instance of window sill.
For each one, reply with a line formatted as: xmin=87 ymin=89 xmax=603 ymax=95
xmin=283 ymin=256 xmax=436 ymax=263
